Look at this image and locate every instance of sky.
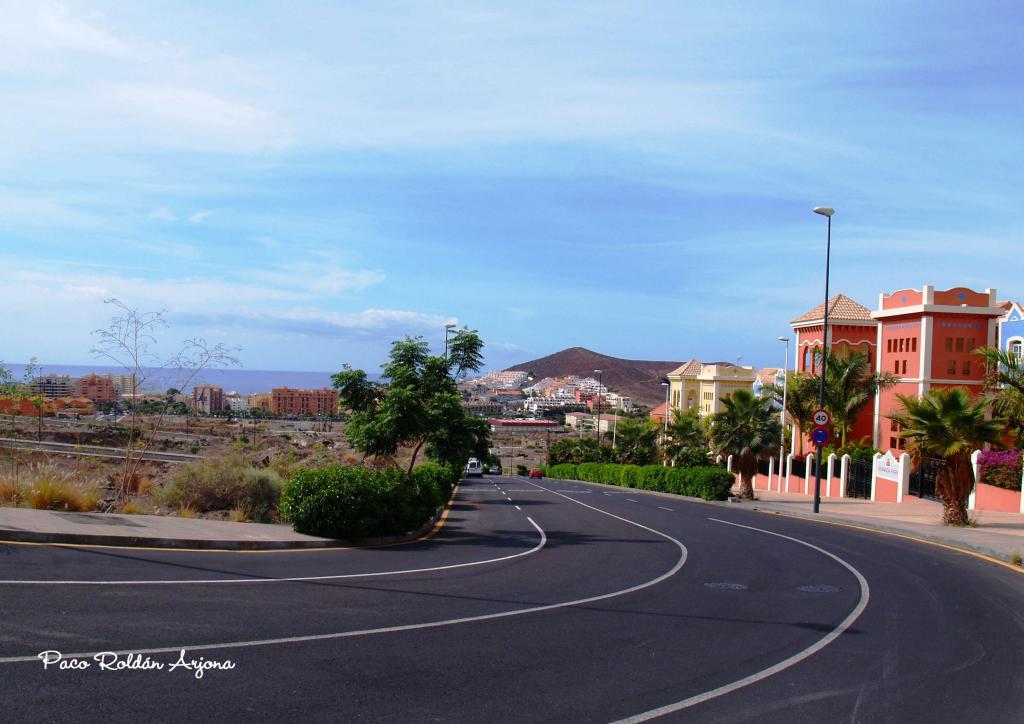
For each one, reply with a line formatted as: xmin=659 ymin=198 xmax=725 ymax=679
xmin=2 ymin=1 xmax=1022 ymax=376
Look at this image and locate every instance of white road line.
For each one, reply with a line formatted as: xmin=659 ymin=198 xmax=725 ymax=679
xmin=626 ymin=498 xmax=638 ymax=503
xmin=0 ymin=519 xmax=548 ymax=587
xmin=657 ymin=507 xmax=674 ymax=512
xmin=0 ymin=484 xmax=688 ymax=665
xmin=612 ymin=517 xmax=871 ymax=723
xmin=515 ymin=506 xmax=521 ymax=511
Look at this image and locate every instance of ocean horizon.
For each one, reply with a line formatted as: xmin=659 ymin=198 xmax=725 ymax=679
xmin=1 ymin=362 xmax=354 ymax=395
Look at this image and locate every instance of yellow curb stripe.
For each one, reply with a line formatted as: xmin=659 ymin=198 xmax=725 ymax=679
xmin=756 ymin=508 xmax=1024 ymax=575
xmin=0 ymin=481 xmax=462 ymax=555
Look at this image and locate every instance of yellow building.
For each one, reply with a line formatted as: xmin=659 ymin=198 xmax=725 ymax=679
xmin=666 ymin=360 xmax=757 ymax=418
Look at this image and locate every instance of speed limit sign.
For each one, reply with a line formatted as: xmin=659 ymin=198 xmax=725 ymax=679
xmin=811 ymin=408 xmax=831 ymax=427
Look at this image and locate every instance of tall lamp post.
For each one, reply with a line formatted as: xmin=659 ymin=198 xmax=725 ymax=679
xmin=443 ymin=323 xmax=457 ymax=361
xmin=811 ymin=206 xmax=834 ymax=514
xmin=593 ymin=369 xmax=603 ymax=448
xmin=777 ymin=337 xmax=789 ymax=491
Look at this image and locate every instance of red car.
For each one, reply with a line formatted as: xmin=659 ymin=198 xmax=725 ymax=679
xmin=528 ymin=469 xmax=544 ymax=479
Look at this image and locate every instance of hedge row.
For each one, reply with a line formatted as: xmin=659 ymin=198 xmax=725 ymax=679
xmin=280 ymin=463 xmax=459 ymax=540
xmin=545 ymin=463 xmax=734 ymax=501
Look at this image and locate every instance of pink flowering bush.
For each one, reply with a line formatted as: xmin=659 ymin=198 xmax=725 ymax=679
xmin=977 ymin=449 xmax=1022 ymax=491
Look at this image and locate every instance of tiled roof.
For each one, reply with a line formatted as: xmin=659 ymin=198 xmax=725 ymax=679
xmin=755 ymin=367 xmax=780 ymax=385
xmin=667 ymin=358 xmax=702 ymax=376
xmin=790 ymin=294 xmax=873 ymax=324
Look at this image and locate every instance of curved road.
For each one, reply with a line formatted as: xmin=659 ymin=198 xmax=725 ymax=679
xmin=1 ymin=476 xmax=1021 ymax=722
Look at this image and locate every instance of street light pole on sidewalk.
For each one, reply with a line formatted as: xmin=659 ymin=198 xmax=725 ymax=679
xmin=811 ymin=206 xmax=834 ymax=514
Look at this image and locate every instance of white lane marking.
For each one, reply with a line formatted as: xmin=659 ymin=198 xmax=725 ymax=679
xmin=515 ymin=506 xmax=521 ymax=511
xmin=612 ymin=517 xmax=871 ymax=723
xmin=626 ymin=498 xmax=638 ymax=503
xmin=0 ymin=485 xmax=688 ymax=665
xmin=657 ymin=507 xmax=674 ymax=512
xmin=0 ymin=519 xmax=547 ymax=587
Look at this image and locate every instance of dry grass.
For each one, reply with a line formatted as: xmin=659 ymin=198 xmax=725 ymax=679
xmin=228 ymin=508 xmax=248 ymax=522
xmin=176 ymin=505 xmax=197 ymax=518
xmin=118 ymin=498 xmax=151 ymax=515
xmin=1 ymin=463 xmax=100 ymax=511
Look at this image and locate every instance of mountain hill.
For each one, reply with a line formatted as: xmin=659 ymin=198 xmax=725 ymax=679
xmin=506 ymin=347 xmax=682 ymax=408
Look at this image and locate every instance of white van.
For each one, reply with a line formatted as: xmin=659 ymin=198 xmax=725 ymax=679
xmin=464 ymin=458 xmax=484 ymax=477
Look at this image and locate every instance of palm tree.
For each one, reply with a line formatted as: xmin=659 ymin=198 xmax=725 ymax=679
xmin=824 ymin=351 xmax=898 ymax=447
xmin=662 ymin=407 xmax=708 ymax=466
xmin=890 ymin=387 xmax=1004 ymax=525
xmin=710 ymin=389 xmax=781 ymax=500
xmin=975 ymin=346 xmax=1024 ymax=447
xmin=613 ymin=418 xmax=661 ymax=465
xmin=764 ymin=372 xmax=818 ymax=456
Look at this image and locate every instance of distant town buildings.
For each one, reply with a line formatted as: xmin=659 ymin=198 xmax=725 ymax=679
xmin=74 ymin=374 xmax=118 ymax=403
xmin=29 ymin=375 xmax=75 ymax=398
xmin=225 ymin=391 xmax=251 ymax=412
xmin=192 ymin=384 xmax=224 ymax=415
xmin=270 ymin=387 xmax=337 ymax=416
xmin=665 ymin=360 xmax=757 ymax=418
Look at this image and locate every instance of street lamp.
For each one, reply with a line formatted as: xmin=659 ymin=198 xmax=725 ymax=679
xmin=593 ymin=369 xmax=603 ymax=447
xmin=811 ymin=206 xmax=834 ymax=514
xmin=777 ymin=336 xmax=789 ymax=492
xmin=443 ymin=323 xmax=457 ymax=361
xmin=660 ymin=377 xmax=670 ymax=433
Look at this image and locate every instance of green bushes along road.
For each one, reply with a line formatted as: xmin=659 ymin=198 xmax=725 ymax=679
xmin=545 ymin=462 xmax=734 ymax=501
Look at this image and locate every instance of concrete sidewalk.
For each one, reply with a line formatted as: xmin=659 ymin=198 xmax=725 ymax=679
xmin=0 ymin=507 xmax=339 ymax=550
xmin=744 ymin=491 xmax=1024 ymax=564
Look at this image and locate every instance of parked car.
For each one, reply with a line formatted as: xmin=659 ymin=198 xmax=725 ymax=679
xmin=528 ymin=469 xmax=544 ymax=479
xmin=464 ymin=458 xmax=484 ymax=478
xmin=488 ymin=466 xmax=501 ymax=475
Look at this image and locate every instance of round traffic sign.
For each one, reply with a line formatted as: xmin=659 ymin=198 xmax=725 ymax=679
xmin=811 ymin=408 xmax=831 ymax=427
xmin=811 ymin=426 xmax=830 ymax=445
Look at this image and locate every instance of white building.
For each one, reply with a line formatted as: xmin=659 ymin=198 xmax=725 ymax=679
xmin=225 ymin=392 xmax=251 ymax=412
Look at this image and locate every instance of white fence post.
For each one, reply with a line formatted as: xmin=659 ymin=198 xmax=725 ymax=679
xmin=767 ymin=457 xmax=774 ymax=492
xmin=826 ymin=453 xmax=837 ymax=497
xmin=896 ymin=453 xmax=911 ymax=503
xmin=726 ymin=454 xmax=734 ymax=473
xmin=839 ymin=454 xmax=851 ymax=498
xmin=785 ymin=453 xmax=794 ymax=493
xmin=870 ymin=452 xmax=881 ymax=502
xmin=968 ymin=450 xmax=981 ymax=511
xmin=804 ymin=456 xmax=813 ymax=495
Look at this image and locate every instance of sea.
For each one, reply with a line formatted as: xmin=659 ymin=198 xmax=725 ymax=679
xmin=1 ymin=363 xmax=347 ymax=395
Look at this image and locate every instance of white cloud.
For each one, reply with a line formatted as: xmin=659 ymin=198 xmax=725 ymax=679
xmin=149 ymin=207 xmax=177 ymax=222
xmin=186 ymin=209 xmax=214 ymax=225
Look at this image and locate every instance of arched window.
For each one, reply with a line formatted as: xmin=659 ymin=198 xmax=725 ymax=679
xmin=803 ymin=347 xmax=810 ymax=372
xmin=1011 ymin=340 xmax=1022 ymax=360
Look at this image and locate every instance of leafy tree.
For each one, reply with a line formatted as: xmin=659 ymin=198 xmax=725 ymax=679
xmin=661 ymin=407 xmax=709 ymax=466
xmin=891 ymin=387 xmax=1004 ymax=525
xmin=547 ymin=436 xmax=615 ymax=465
xmin=975 ymin=346 xmax=1024 ymax=447
xmin=709 ymin=389 xmax=781 ymax=500
xmin=824 ymin=351 xmax=897 ymax=447
xmin=612 ymin=418 xmax=660 ymax=465
xmin=764 ymin=372 xmax=818 ymax=456
xmin=333 ymin=333 xmax=490 ymax=474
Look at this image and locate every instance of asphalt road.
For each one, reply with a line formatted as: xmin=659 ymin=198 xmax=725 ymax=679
xmin=1 ymin=476 xmax=1022 ymax=722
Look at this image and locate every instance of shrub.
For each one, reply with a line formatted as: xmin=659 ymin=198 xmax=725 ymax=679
xmin=280 ymin=463 xmax=453 ymax=540
xmin=515 ymin=464 xmax=529 ymax=476
xmin=165 ymin=454 xmax=282 ymax=522
xmin=978 ymin=450 xmax=1022 ymax=491
xmin=29 ymin=479 xmax=100 ymax=511
xmin=544 ymin=461 xmax=733 ymax=501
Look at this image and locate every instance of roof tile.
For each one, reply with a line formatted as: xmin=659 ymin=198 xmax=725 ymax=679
xmin=790 ymin=294 xmax=873 ymax=324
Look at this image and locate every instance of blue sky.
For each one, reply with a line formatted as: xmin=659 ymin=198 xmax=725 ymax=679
xmin=2 ymin=1 xmax=1022 ymax=375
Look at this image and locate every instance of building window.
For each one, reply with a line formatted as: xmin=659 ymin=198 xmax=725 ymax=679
xmin=945 ymin=338 xmax=953 ymax=352
xmin=894 ymin=360 xmax=900 ymax=373
xmin=902 ymin=360 xmax=908 ymax=374
xmin=887 ymin=339 xmax=892 ymax=353
xmin=889 ymin=437 xmax=898 ymax=450
xmin=803 ymin=347 xmax=810 ymax=372
xmin=1011 ymin=341 xmax=1022 ymax=359
xmin=947 ymin=360 xmax=957 ymax=375
xmin=962 ymin=360 xmax=970 ymax=375
xmin=968 ymin=337 xmax=975 ymax=352
xmin=955 ymin=337 xmax=964 ymax=352
xmin=898 ymin=339 xmax=904 ymax=353
xmin=911 ymin=338 xmax=917 ymax=353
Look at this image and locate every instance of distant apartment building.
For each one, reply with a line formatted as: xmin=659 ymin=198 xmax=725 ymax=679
xmin=251 ymin=392 xmax=272 ymax=411
xmin=74 ymin=374 xmax=118 ymax=403
xmin=270 ymin=387 xmax=337 ymax=417
xmin=463 ymin=399 xmax=502 ymax=417
xmin=480 ymin=370 xmax=528 ymax=387
xmin=225 ymin=392 xmax=251 ymax=412
xmin=192 ymin=384 xmax=225 ymax=415
xmin=29 ymin=375 xmax=75 ymax=398
xmin=110 ymin=374 xmax=139 ymax=398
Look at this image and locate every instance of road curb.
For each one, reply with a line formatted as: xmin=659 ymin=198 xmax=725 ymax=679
xmin=0 ymin=482 xmax=462 ymax=552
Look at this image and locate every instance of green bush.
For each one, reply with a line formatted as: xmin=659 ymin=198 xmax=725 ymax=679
xmin=540 ymin=461 xmax=733 ymax=501
xmin=165 ymin=454 xmax=282 ymax=522
xmin=280 ymin=463 xmax=453 ymax=540
xmin=515 ymin=464 xmax=529 ymax=476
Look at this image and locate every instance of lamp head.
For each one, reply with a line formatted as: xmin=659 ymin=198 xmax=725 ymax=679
xmin=813 ymin=206 xmax=835 ymax=217
xmin=594 ymin=369 xmax=602 ymax=375
xmin=444 ymin=323 xmax=457 ymax=330
xmin=777 ymin=336 xmax=788 ymax=342
xmin=660 ymin=377 xmax=670 ymax=386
